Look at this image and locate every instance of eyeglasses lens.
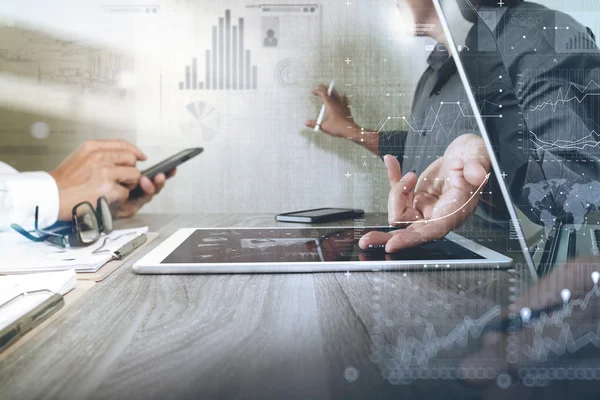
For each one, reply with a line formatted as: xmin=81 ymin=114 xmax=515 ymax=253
xmin=98 ymin=197 xmax=113 ymax=233
xmin=76 ymin=203 xmax=99 ymax=244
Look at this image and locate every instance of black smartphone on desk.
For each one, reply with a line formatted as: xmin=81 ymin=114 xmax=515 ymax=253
xmin=275 ymin=208 xmax=364 ymax=223
xmin=130 ymin=148 xmax=203 ymax=199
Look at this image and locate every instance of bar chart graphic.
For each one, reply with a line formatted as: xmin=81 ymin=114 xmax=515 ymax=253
xmin=566 ymin=32 xmax=596 ymax=51
xmin=555 ymin=12 xmax=600 ymax=54
xmin=179 ymin=10 xmax=258 ymax=91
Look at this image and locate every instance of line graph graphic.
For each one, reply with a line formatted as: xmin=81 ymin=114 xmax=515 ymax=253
xmin=529 ymin=131 xmax=600 ymax=151
xmin=520 ymin=71 xmax=600 ymax=152
xmin=370 ymin=271 xmax=600 ymax=385
xmin=528 ymin=80 xmax=600 ymax=112
xmin=387 ymin=305 xmax=501 ymax=368
xmin=368 ymin=268 xmax=508 ymax=384
xmin=521 ymin=279 xmax=600 ymax=361
xmin=392 ymin=173 xmax=491 ymax=225
xmin=367 ymin=101 xmax=500 ymax=138
xmin=507 ymin=33 xmax=545 ymax=53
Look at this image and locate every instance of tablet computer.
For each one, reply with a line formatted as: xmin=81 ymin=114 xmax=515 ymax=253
xmin=133 ymin=227 xmax=512 ymax=274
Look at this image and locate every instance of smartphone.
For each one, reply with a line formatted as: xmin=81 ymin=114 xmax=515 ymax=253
xmin=129 ymin=147 xmax=203 ymax=199
xmin=275 ymin=208 xmax=365 ymax=223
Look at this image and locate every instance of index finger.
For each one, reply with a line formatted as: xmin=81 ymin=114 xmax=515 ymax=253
xmin=313 ymin=84 xmax=329 ymax=96
xmin=312 ymin=85 xmax=335 ymax=107
xmin=103 ymin=150 xmax=138 ymax=166
xmin=165 ymin=168 xmax=177 ymax=178
xmin=85 ymin=140 xmax=146 ymax=161
xmin=384 ymin=220 xmax=453 ymax=252
xmin=358 ymin=230 xmax=394 ymax=249
xmin=330 ymin=88 xmax=343 ymax=102
xmin=110 ymin=166 xmax=142 ymax=186
xmin=384 ymin=154 xmax=402 ymax=188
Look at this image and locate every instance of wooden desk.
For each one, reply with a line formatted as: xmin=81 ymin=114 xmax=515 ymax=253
xmin=0 ymin=214 xmax=520 ymax=399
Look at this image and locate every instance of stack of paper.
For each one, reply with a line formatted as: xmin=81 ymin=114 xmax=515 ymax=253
xmin=0 ymin=270 xmax=76 ymax=333
xmin=0 ymin=227 xmax=148 ymax=274
xmin=0 ymin=270 xmax=77 ymax=304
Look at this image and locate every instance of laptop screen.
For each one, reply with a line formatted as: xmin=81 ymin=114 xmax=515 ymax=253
xmin=434 ymin=0 xmax=600 ymax=276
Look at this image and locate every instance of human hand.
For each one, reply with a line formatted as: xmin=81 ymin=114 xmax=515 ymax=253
xmin=110 ymin=168 xmax=176 ymax=219
xmin=49 ymin=140 xmax=146 ymax=220
xmin=459 ymin=257 xmax=600 ymax=394
xmin=359 ymin=134 xmax=491 ymax=252
xmin=305 ymin=84 xmax=360 ymax=138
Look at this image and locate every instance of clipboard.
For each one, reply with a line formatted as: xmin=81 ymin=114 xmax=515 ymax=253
xmin=0 ymin=281 xmax=94 ymax=359
xmin=76 ymin=232 xmax=159 ymax=282
xmin=0 ymin=232 xmax=159 ymax=356
xmin=0 ymin=290 xmax=64 ymax=353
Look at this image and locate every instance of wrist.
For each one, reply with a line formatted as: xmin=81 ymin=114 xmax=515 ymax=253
xmin=352 ymin=127 xmax=380 ymax=156
xmin=48 ymin=170 xmax=62 ymax=189
xmin=344 ymin=123 xmax=362 ymax=142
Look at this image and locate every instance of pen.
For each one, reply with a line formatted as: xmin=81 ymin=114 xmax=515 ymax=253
xmin=482 ymin=303 xmax=563 ymax=334
xmin=314 ymin=79 xmax=335 ymax=132
xmin=113 ymin=233 xmax=147 ymax=260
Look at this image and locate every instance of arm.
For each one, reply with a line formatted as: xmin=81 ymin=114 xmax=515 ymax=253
xmin=306 ymin=84 xmax=392 ymax=156
xmin=378 ymin=130 xmax=407 ymax=161
xmin=49 ymin=140 xmax=174 ymax=220
xmin=0 ymin=166 xmax=60 ymax=231
xmin=1 ymin=139 xmax=174 ymax=231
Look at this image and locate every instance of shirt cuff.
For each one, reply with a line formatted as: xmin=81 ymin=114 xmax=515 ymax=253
xmin=1 ymin=171 xmax=59 ymax=230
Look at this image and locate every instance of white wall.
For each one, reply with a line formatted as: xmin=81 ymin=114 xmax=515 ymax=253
xmin=0 ymin=0 xmax=431 ymax=215
xmin=1 ymin=0 xmax=595 ymax=215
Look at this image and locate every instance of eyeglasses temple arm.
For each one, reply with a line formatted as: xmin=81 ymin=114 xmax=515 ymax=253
xmin=10 ymin=223 xmax=46 ymax=242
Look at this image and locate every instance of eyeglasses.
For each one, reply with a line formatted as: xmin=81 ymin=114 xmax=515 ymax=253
xmin=11 ymin=197 xmax=114 ymax=248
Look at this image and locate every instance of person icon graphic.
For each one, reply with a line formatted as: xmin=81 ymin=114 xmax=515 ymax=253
xmin=264 ymin=29 xmax=278 ymax=47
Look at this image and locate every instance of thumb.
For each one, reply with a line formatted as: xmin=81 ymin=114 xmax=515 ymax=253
xmin=305 ymin=119 xmax=317 ymax=128
xmin=449 ymin=134 xmax=490 ymax=188
xmin=384 ymin=154 xmax=402 ymax=188
xmin=463 ymin=158 xmax=490 ymax=188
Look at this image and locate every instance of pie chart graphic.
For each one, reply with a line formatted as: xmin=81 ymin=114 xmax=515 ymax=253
xmin=183 ymin=101 xmax=221 ymax=142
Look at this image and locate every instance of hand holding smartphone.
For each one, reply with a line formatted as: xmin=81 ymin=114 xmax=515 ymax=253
xmin=129 ymin=148 xmax=203 ymax=199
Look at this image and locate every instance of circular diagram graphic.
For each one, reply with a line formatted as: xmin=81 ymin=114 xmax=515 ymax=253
xmin=184 ymin=101 xmax=222 ymax=142
xmin=274 ymin=58 xmax=301 ymax=87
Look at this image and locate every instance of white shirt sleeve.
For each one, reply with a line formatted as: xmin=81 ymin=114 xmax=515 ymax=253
xmin=0 ymin=162 xmax=60 ymax=231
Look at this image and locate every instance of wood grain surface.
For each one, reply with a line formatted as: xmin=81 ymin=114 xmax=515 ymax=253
xmin=0 ymin=213 xmax=521 ymax=400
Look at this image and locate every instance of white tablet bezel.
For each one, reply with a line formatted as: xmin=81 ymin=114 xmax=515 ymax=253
xmin=133 ymin=227 xmax=513 ymax=274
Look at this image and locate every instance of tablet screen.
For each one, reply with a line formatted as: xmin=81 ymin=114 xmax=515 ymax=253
xmin=161 ymin=227 xmax=485 ymax=264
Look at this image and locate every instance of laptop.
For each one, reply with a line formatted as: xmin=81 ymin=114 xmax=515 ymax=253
xmin=433 ymin=0 xmax=600 ymax=280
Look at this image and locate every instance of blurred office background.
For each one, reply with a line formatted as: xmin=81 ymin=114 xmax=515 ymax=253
xmin=0 ymin=0 xmax=596 ymax=215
